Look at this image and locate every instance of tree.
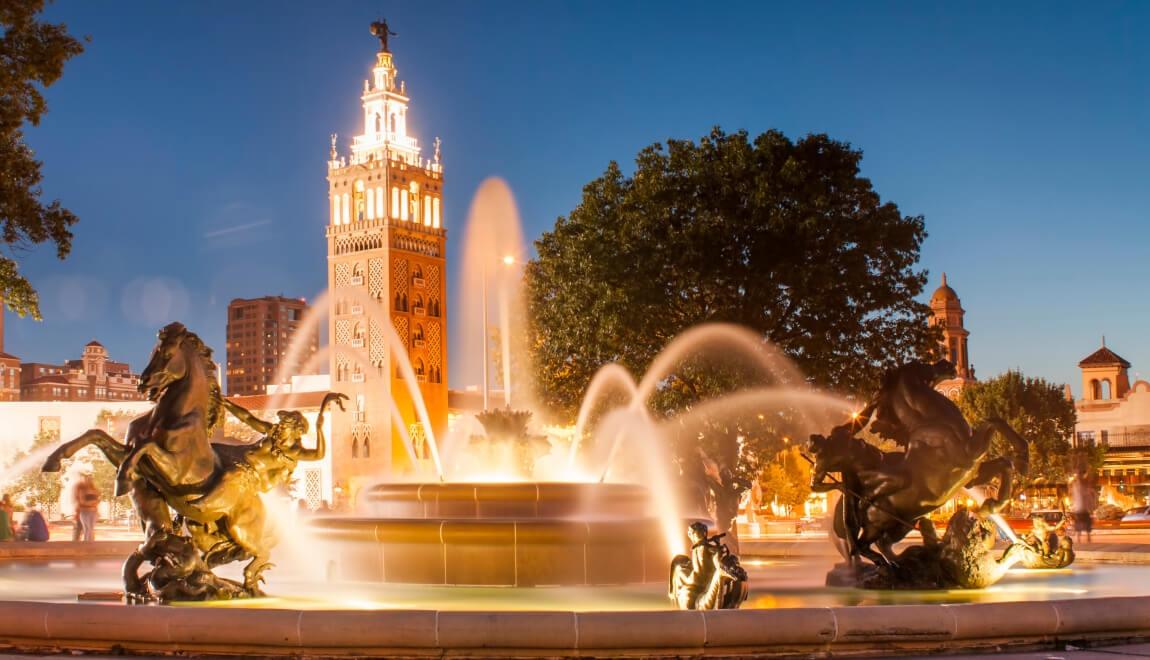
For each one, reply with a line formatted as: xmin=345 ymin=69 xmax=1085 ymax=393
xmin=758 ymin=444 xmax=813 ymax=516
xmin=0 ymin=0 xmax=84 ymax=318
xmin=525 ymin=128 xmax=937 ymax=531
xmin=7 ymin=430 xmax=63 ymax=517
xmin=957 ymin=370 xmax=1078 ymax=485
xmin=526 ymin=127 xmax=937 ymax=422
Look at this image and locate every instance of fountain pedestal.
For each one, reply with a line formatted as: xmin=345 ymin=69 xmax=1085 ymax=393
xmin=311 ymin=482 xmax=669 ymax=586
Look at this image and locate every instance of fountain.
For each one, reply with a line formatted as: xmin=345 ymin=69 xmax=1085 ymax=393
xmin=0 ymin=177 xmax=1148 ymax=656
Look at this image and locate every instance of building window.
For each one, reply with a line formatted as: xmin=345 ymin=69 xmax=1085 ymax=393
xmin=375 ymin=186 xmax=384 ymax=221
xmin=341 ymin=193 xmax=350 ymax=225
xmin=432 ymin=197 xmax=441 ymax=228
xmin=400 ymin=189 xmax=409 ymax=221
xmin=391 ymin=187 xmax=400 ymax=219
xmin=1077 ymin=431 xmax=1096 ymax=446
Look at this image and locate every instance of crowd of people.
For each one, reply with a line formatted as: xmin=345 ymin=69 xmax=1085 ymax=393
xmin=0 ymin=471 xmax=104 ymax=544
xmin=0 ymin=493 xmax=51 ymax=542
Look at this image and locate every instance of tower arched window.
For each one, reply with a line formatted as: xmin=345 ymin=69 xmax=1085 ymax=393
xmin=400 ymin=189 xmax=409 ymax=221
xmin=389 ymin=114 xmax=397 ymax=135
xmin=423 ymin=194 xmax=432 ymax=226
xmin=413 ymin=294 xmax=425 ymax=314
xmin=341 ymin=193 xmax=350 ymax=225
xmin=331 ymin=195 xmax=339 ymax=225
xmin=414 ymin=358 xmax=425 ymax=377
xmin=374 ymin=113 xmax=382 ymax=135
xmin=375 ymin=187 xmax=384 ymax=221
xmin=1102 ymin=379 xmax=1113 ymax=400
xmin=409 ymin=182 xmax=420 ymax=224
xmin=354 ymin=180 xmax=366 ymax=221
xmin=413 ymin=324 xmax=425 ymax=342
xmin=433 ymin=197 xmax=441 ymax=228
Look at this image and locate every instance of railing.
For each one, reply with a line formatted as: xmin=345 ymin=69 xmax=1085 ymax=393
xmin=351 ymin=373 xmax=365 ymax=383
xmin=413 ymin=339 xmax=425 ymax=348
xmin=412 ymin=277 xmax=426 ymax=288
xmin=350 ymin=276 xmax=364 ymax=286
xmin=413 ymin=307 xmax=426 ymax=316
xmin=350 ymin=338 xmax=364 ymax=348
xmin=1103 ymin=431 xmax=1150 ymax=449
xmin=350 ymin=305 xmax=363 ymax=315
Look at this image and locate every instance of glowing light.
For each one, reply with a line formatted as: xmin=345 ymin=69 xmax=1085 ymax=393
xmin=965 ymin=498 xmax=975 ymax=508
xmin=502 ymin=255 xmax=516 ymax=266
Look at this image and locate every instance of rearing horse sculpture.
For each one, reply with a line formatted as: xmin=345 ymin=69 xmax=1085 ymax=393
xmin=809 ymin=360 xmax=1030 ymax=570
xmin=45 ymin=322 xmax=221 ymax=528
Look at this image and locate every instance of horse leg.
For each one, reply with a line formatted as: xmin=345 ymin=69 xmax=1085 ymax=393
xmin=227 ymin=498 xmax=274 ymax=595
xmin=119 ymin=443 xmax=186 ymax=495
xmin=919 ymin=517 xmax=940 ymax=547
xmin=43 ymin=429 xmax=127 ymax=472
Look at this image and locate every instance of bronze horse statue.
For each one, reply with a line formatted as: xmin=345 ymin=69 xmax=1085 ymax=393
xmin=42 ymin=322 xmax=342 ymax=600
xmin=809 ymin=360 xmax=1029 ymax=570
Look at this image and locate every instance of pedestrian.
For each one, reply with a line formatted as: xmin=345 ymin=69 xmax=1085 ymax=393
xmin=20 ymin=505 xmax=49 ymax=542
xmin=1070 ymin=470 xmax=1097 ymax=544
xmin=73 ymin=474 xmax=100 ymax=542
xmin=0 ymin=494 xmax=14 ymax=542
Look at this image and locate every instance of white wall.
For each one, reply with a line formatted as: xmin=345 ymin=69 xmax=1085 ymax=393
xmin=0 ymin=401 xmax=154 ymax=465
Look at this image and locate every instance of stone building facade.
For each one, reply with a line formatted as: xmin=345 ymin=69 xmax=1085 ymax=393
xmin=20 ymin=341 xmax=144 ymax=402
xmin=324 ymin=35 xmax=448 ymax=492
xmin=1073 ymin=343 xmax=1150 ymax=506
xmin=930 ymin=273 xmax=976 ymax=399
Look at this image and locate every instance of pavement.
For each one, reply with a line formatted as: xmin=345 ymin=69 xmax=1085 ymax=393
xmin=1 ymin=643 xmax=1148 ymax=659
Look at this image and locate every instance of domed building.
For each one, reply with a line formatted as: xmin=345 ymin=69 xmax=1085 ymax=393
xmin=929 ymin=273 xmax=976 ymax=399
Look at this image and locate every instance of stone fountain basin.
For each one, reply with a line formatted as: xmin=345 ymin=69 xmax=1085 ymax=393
xmin=3 ymin=550 xmax=1150 ymax=657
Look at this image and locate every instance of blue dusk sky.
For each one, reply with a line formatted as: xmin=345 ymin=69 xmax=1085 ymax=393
xmin=10 ymin=1 xmax=1149 ymax=395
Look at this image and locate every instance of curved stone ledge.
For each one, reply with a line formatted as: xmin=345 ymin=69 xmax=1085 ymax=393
xmin=1 ymin=596 xmax=1149 ymax=657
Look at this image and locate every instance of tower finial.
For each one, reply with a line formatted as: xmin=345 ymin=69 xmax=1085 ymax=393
xmin=941 ymin=272 xmax=948 ymax=287
xmin=370 ymin=19 xmax=397 ymax=53
xmin=1102 ymin=334 xmax=1106 ymax=348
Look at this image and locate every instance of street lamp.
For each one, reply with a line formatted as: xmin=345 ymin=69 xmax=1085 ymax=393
xmin=482 ymin=255 xmax=517 ymax=410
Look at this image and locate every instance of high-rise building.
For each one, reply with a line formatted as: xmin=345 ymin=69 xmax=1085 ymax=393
xmin=226 ymin=296 xmax=318 ymax=396
xmin=326 ymin=26 xmax=448 ymax=489
xmin=930 ymin=273 xmax=976 ymax=399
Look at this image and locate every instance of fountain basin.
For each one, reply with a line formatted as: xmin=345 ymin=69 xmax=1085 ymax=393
xmin=312 ymin=481 xmax=669 ymax=586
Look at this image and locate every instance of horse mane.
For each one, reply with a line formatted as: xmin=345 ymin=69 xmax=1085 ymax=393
xmin=170 ymin=326 xmax=223 ymax=432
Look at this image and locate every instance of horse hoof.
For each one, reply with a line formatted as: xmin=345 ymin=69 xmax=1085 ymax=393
xmin=42 ymin=457 xmax=61 ymax=472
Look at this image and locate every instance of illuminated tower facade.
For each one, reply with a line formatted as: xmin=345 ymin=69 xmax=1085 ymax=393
xmin=326 ymin=27 xmax=447 ymax=492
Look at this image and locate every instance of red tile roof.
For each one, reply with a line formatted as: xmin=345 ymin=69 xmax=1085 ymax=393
xmin=1078 ymin=346 xmax=1131 ymax=368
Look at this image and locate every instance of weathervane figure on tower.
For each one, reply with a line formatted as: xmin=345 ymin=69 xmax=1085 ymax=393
xmin=370 ymin=19 xmax=397 ymax=53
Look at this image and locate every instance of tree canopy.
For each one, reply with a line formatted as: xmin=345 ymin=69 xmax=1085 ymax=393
xmin=526 ymin=127 xmax=937 ymax=421
xmin=957 ymin=370 xmax=1078 ymax=484
xmin=0 ymin=0 xmax=84 ymax=318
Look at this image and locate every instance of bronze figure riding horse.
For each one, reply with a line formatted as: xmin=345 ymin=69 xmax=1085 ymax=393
xmin=809 ymin=360 xmax=1029 ymax=568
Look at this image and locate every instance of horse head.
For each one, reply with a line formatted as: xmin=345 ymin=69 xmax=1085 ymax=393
xmin=140 ymin=323 xmax=192 ymax=401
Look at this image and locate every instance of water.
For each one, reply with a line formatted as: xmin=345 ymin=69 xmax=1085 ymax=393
xmin=0 ymin=557 xmax=1137 ymax=610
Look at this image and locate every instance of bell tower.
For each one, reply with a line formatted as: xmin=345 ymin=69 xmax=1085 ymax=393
xmin=930 ymin=273 xmax=975 ymax=399
xmin=325 ymin=23 xmax=448 ymax=493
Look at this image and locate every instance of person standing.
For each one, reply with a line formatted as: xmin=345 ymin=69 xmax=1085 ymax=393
xmin=73 ymin=474 xmax=100 ymax=542
xmin=1070 ymin=470 xmax=1097 ymax=544
xmin=0 ymin=494 xmax=15 ymax=542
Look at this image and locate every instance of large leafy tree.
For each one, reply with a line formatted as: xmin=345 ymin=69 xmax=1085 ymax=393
xmin=957 ymin=371 xmax=1078 ymax=484
xmin=526 ymin=128 xmax=938 ymax=532
xmin=0 ymin=0 xmax=84 ymax=318
xmin=527 ymin=127 xmax=936 ymax=416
